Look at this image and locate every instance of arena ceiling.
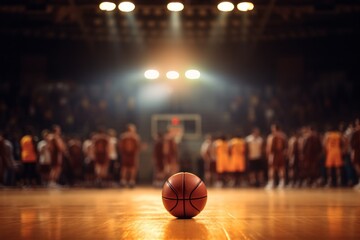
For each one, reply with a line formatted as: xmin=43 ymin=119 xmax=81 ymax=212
xmin=0 ymin=0 xmax=359 ymax=47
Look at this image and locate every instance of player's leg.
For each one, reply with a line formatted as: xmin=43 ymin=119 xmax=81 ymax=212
xmin=128 ymin=165 xmax=138 ymax=188
xmin=278 ymin=167 xmax=286 ymax=189
xmin=265 ymin=154 xmax=273 ymax=189
xmin=353 ymin=163 xmax=360 ymax=189
xmin=120 ymin=166 xmax=128 ymax=187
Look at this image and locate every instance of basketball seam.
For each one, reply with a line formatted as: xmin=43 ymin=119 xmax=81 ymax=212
xmin=166 ymin=181 xmax=179 ymax=212
xmin=189 ymin=180 xmax=204 ymax=212
xmin=162 ymin=196 xmax=207 ymax=200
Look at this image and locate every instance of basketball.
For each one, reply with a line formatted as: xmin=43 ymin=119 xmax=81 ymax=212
xmin=162 ymin=172 xmax=207 ymax=218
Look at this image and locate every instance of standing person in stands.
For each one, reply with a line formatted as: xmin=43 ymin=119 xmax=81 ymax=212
xmin=118 ymin=124 xmax=141 ymax=188
xmin=351 ymin=119 xmax=360 ymax=189
xmin=20 ymin=127 xmax=38 ymax=187
xmin=246 ymin=128 xmax=265 ymax=187
xmin=265 ymin=124 xmax=287 ymax=189
xmin=48 ymin=125 xmax=67 ymax=188
xmin=324 ymin=126 xmax=343 ymax=187
xmin=92 ymin=127 xmax=110 ymax=187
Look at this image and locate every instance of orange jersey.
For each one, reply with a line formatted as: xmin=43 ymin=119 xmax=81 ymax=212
xmin=21 ymin=135 xmax=37 ymax=162
xmin=214 ymin=139 xmax=229 ymax=173
xmin=325 ymin=132 xmax=342 ymax=153
xmin=325 ymin=132 xmax=342 ymax=167
xmin=228 ymin=138 xmax=246 ymax=172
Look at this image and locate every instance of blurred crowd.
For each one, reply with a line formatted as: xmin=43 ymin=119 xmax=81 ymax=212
xmin=200 ymin=121 xmax=360 ymax=190
xmin=0 ymin=74 xmax=357 ymax=139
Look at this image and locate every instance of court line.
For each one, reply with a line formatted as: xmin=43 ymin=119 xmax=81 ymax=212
xmin=221 ymin=225 xmax=231 ymax=240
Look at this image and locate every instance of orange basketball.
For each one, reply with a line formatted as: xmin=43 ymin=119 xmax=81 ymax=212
xmin=162 ymin=172 xmax=207 ymax=218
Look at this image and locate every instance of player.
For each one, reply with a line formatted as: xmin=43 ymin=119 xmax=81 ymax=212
xmin=213 ymin=134 xmax=229 ymax=187
xmin=200 ymin=134 xmax=215 ymax=186
xmin=324 ymin=126 xmax=343 ymax=187
xmin=67 ymin=137 xmax=83 ymax=186
xmin=301 ymin=126 xmax=323 ymax=187
xmin=287 ymin=130 xmax=302 ymax=188
xmin=20 ymin=127 xmax=38 ymax=187
xmin=107 ymin=129 xmax=119 ymax=182
xmin=92 ymin=128 xmax=110 ymax=187
xmin=351 ymin=119 xmax=360 ymax=189
xmin=48 ymin=125 xmax=67 ymax=188
xmin=163 ymin=130 xmax=179 ymax=178
xmin=118 ymin=124 xmax=141 ymax=188
xmin=228 ymin=134 xmax=246 ymax=187
xmin=82 ymin=133 xmax=95 ymax=186
xmin=0 ymin=132 xmax=15 ymax=186
xmin=265 ymin=124 xmax=287 ymax=189
xmin=37 ymin=130 xmax=52 ymax=186
xmin=153 ymin=132 xmax=165 ymax=187
xmin=246 ymin=128 xmax=265 ymax=187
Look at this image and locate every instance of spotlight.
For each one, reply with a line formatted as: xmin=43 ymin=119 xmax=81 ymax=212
xmin=185 ymin=70 xmax=201 ymax=80
xmin=166 ymin=71 xmax=180 ymax=80
xmin=217 ymin=1 xmax=235 ymax=12
xmin=144 ymin=69 xmax=160 ymax=80
xmin=237 ymin=2 xmax=254 ymax=11
xmin=118 ymin=1 xmax=135 ymax=12
xmin=167 ymin=2 xmax=184 ymax=12
xmin=99 ymin=2 xmax=116 ymax=11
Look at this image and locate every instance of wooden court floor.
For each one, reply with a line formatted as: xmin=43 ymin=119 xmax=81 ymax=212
xmin=0 ymin=187 xmax=359 ymax=240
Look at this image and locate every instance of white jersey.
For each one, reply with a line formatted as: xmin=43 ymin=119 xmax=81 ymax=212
xmin=108 ymin=136 xmax=118 ymax=160
xmin=246 ymin=135 xmax=263 ymax=160
xmin=82 ymin=139 xmax=94 ymax=163
xmin=37 ymin=140 xmax=51 ymax=165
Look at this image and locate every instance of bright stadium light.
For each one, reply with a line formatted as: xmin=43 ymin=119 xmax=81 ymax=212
xmin=167 ymin=2 xmax=185 ymax=12
xmin=185 ymin=69 xmax=201 ymax=80
xmin=144 ymin=69 xmax=160 ymax=80
xmin=237 ymin=2 xmax=254 ymax=12
xmin=217 ymin=1 xmax=235 ymax=12
xmin=166 ymin=71 xmax=180 ymax=80
xmin=118 ymin=1 xmax=135 ymax=12
xmin=99 ymin=2 xmax=116 ymax=11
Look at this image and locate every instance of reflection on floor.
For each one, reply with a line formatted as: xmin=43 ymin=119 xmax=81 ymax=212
xmin=0 ymin=188 xmax=359 ymax=239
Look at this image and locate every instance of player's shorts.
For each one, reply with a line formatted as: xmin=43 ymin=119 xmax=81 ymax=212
xmin=94 ymin=153 xmax=108 ymax=165
xmin=268 ymin=153 xmax=285 ymax=169
xmin=248 ymin=158 xmax=264 ymax=172
xmin=216 ymin=157 xmax=228 ymax=173
xmin=228 ymin=156 xmax=246 ymax=172
xmin=51 ymin=155 xmax=62 ymax=167
xmin=39 ymin=164 xmax=51 ymax=174
xmin=95 ymin=162 xmax=109 ymax=177
xmin=210 ymin=161 xmax=217 ymax=173
xmin=121 ymin=155 xmax=136 ymax=168
xmin=326 ymin=151 xmax=343 ymax=167
xmin=353 ymin=151 xmax=360 ymax=165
